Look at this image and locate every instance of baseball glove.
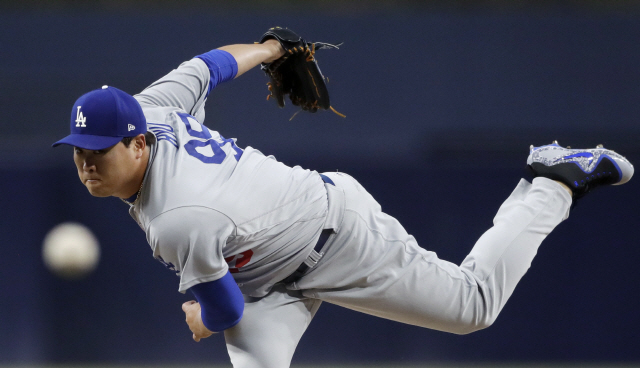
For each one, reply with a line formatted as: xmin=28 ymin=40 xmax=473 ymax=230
xmin=259 ymin=27 xmax=344 ymax=119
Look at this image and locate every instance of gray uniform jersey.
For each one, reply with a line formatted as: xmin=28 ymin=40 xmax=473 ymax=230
xmin=127 ymin=57 xmax=328 ymax=297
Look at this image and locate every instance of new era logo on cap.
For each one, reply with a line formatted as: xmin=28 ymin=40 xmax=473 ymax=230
xmin=52 ymin=86 xmax=147 ymax=150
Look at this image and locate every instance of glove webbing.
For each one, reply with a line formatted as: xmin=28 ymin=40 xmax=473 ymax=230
xmin=265 ymin=43 xmax=345 ymax=119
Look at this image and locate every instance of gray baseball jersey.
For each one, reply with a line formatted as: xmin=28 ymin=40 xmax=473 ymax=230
xmin=128 ymin=57 xmax=328 ymax=297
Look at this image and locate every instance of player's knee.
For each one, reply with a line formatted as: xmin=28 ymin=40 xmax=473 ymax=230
xmin=453 ymin=314 xmax=496 ymax=335
xmin=454 ymin=321 xmax=494 ymax=335
xmin=448 ymin=277 xmax=502 ymax=334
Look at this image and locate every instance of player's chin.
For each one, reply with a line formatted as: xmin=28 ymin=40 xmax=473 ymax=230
xmin=84 ymin=181 xmax=111 ymax=197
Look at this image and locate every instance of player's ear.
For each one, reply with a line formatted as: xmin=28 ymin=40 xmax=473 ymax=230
xmin=133 ymin=134 xmax=146 ymax=157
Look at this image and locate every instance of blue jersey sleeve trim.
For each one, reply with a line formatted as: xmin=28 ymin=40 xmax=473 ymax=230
xmin=190 ymin=271 xmax=244 ymax=332
xmin=195 ymin=49 xmax=238 ymax=97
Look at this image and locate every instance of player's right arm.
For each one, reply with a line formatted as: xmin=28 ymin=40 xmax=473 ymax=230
xmin=134 ymin=40 xmax=283 ymax=118
xmin=218 ymin=39 xmax=284 ymax=78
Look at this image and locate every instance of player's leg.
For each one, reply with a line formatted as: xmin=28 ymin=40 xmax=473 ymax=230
xmin=293 ymin=172 xmax=571 ymax=334
xmin=290 ymin=144 xmax=632 ymax=334
xmin=224 ymin=284 xmax=321 ymax=368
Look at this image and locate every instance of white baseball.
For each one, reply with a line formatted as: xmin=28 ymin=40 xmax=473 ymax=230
xmin=42 ymin=222 xmax=100 ymax=279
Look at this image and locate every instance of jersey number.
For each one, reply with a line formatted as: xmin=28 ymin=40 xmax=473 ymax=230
xmin=177 ymin=112 xmax=242 ymax=164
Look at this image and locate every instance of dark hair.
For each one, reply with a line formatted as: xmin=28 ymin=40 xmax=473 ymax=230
xmin=121 ymin=131 xmax=156 ymax=147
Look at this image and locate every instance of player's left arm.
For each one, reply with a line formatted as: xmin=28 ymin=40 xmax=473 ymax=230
xmin=147 ymin=208 xmax=240 ymax=340
xmin=182 ymin=271 xmax=244 ymax=341
xmin=182 ymin=300 xmax=213 ymax=341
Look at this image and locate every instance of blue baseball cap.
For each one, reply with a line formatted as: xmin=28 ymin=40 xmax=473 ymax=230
xmin=52 ymin=86 xmax=147 ymax=150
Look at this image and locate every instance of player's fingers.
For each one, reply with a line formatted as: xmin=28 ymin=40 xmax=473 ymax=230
xmin=193 ymin=333 xmax=200 ymax=342
xmin=182 ymin=300 xmax=196 ymax=312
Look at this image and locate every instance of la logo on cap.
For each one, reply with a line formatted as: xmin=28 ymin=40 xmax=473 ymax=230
xmin=75 ymin=106 xmax=87 ymax=128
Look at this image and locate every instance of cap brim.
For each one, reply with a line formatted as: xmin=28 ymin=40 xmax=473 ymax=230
xmin=52 ymin=134 xmax=123 ymax=150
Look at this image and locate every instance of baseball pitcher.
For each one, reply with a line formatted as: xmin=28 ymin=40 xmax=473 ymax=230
xmin=52 ymin=28 xmax=634 ymax=367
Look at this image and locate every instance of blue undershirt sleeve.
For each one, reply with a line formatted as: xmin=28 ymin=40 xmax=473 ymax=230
xmin=195 ymin=49 xmax=238 ymax=98
xmin=189 ymin=271 xmax=244 ymax=332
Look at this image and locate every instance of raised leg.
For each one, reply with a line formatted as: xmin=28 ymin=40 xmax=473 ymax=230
xmin=295 ymin=173 xmax=571 ymax=334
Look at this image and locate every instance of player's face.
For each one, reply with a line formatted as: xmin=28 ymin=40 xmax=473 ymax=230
xmin=73 ymin=142 xmax=137 ymax=198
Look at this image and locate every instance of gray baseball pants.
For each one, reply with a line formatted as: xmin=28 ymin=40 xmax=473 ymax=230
xmin=224 ymin=172 xmax=572 ymax=367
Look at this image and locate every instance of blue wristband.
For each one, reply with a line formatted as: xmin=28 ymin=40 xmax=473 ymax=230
xmin=190 ymin=271 xmax=244 ymax=332
xmin=195 ymin=49 xmax=238 ymax=97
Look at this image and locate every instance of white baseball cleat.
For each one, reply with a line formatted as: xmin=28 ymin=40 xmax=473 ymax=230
xmin=527 ymin=141 xmax=634 ymax=199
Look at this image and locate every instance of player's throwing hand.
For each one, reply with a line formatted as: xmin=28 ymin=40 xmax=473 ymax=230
xmin=182 ymin=301 xmax=214 ymax=342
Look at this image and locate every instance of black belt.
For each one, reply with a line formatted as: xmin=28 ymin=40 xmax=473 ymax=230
xmin=282 ymin=229 xmax=333 ymax=284
xmin=281 ymin=174 xmax=335 ymax=284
